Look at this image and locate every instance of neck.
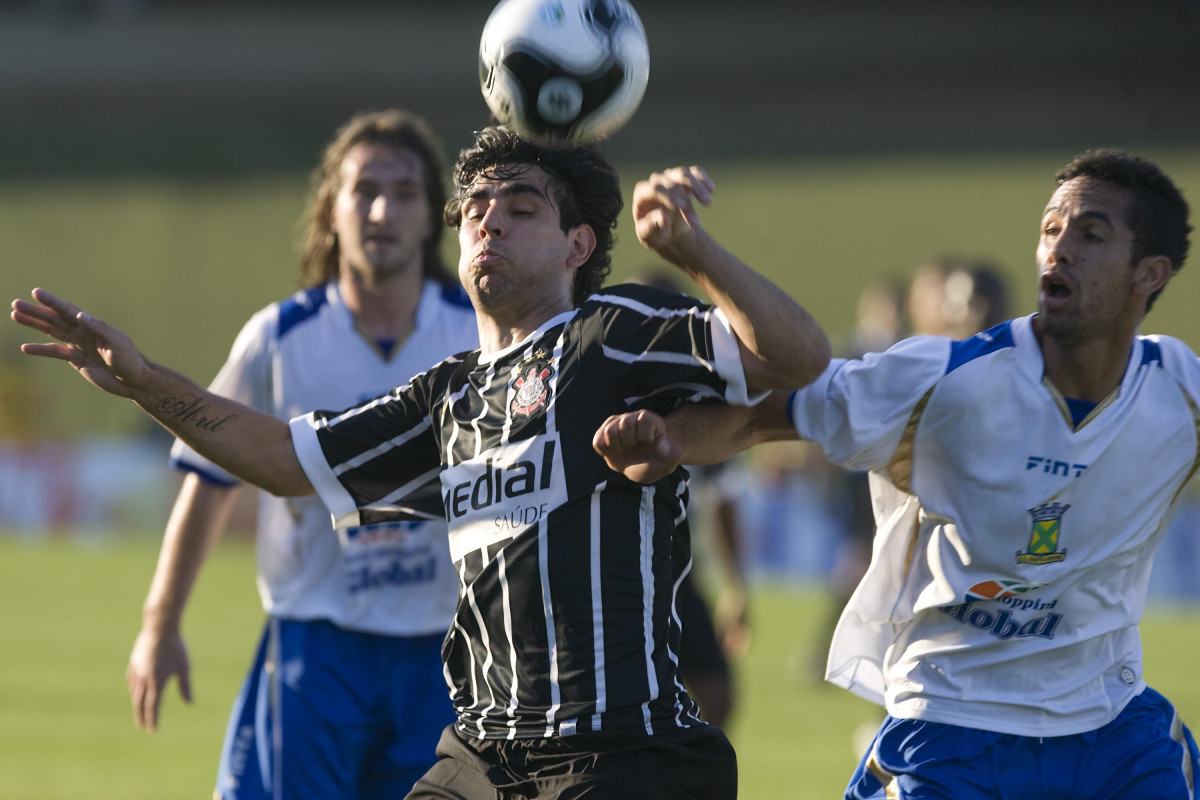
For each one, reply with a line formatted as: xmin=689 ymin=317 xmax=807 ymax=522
xmin=1033 ymin=315 xmax=1135 ymax=402
xmin=339 ymin=263 xmax=425 ymax=343
xmin=476 ymin=297 xmax=574 ymax=355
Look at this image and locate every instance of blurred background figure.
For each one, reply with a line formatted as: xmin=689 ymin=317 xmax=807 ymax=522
xmin=842 ymin=277 xmax=908 ymax=355
xmin=907 ymin=256 xmax=1011 ymax=338
xmin=125 ymin=109 xmax=477 ymax=800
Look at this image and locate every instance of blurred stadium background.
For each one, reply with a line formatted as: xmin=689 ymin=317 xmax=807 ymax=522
xmin=1 ymin=2 xmax=1199 ymax=797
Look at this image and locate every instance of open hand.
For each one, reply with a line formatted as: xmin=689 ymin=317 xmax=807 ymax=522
xmin=11 ymin=288 xmax=150 ymax=398
xmin=127 ymin=627 xmax=193 ymax=732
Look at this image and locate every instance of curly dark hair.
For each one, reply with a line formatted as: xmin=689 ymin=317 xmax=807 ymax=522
xmin=298 ymin=109 xmax=454 ymax=290
xmin=444 ymin=126 xmax=621 ymax=306
xmin=1056 ymin=149 xmax=1192 ymax=311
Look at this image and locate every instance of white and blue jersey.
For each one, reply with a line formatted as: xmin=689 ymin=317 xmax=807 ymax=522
xmin=172 ymin=279 xmax=478 ymax=636
xmin=790 ymin=313 xmax=1200 ymax=738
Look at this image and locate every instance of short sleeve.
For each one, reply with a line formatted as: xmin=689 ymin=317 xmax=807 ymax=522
xmin=789 ymin=335 xmax=951 ymax=472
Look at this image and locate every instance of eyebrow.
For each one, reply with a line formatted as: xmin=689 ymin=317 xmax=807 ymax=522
xmin=1042 ymin=207 xmax=1116 ymax=228
xmin=466 ymin=181 xmax=550 ymax=203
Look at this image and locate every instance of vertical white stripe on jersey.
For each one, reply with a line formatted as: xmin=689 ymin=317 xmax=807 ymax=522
xmin=669 ymin=557 xmax=692 ymax=727
xmin=590 ymin=484 xmax=607 ymax=732
xmin=639 ymin=485 xmax=658 ymax=734
xmin=546 ymin=328 xmax=565 ymax=431
xmin=443 ymin=384 xmax=466 ymax=467
xmin=473 ymin=360 xmax=499 ymax=451
xmin=267 ymin=616 xmax=283 ymax=800
xmin=669 ymin=480 xmax=691 ymax=725
xmin=465 ymin=564 xmax=498 ymax=739
xmin=539 ymin=514 xmax=561 ymax=737
xmin=539 ymin=326 xmax=569 ymax=736
xmin=453 ymin=559 xmax=485 ymax=740
xmin=498 ymin=549 xmax=521 ymax=741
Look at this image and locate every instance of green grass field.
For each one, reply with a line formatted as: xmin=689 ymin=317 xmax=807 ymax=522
xmin=0 ymin=534 xmax=1197 ymax=799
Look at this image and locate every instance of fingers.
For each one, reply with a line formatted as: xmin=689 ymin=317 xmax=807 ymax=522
xmin=11 ymin=300 xmax=71 ymax=340
xmin=127 ymin=666 xmax=158 ymax=731
xmin=18 ymin=342 xmax=85 ymax=365
xmin=593 ymin=409 xmax=667 ymax=456
xmin=633 ymin=166 xmax=715 ymax=233
xmin=11 ymin=288 xmax=92 ymax=346
xmin=178 ymin=670 xmax=193 ymax=705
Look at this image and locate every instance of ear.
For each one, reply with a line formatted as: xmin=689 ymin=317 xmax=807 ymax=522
xmin=1133 ymin=254 xmax=1172 ymax=299
xmin=566 ymin=224 xmax=597 ymax=271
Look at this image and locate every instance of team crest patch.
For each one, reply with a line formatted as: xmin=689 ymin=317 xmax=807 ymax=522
xmin=1017 ymin=501 xmax=1069 ymax=565
xmin=510 ymin=352 xmax=554 ymax=418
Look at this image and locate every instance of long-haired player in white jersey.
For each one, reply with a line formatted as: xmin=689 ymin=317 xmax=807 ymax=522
xmin=124 ymin=110 xmax=478 ymax=800
xmin=594 ymin=149 xmax=1200 ymax=799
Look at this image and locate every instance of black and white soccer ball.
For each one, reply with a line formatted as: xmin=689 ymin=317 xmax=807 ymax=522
xmin=478 ymin=0 xmax=650 ymax=145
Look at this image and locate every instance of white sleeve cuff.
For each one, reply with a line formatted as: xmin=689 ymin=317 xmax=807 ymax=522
xmin=289 ymin=414 xmax=363 ymax=529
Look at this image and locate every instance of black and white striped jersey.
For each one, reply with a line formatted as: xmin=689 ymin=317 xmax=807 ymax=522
xmin=291 ymin=283 xmax=762 ymax=740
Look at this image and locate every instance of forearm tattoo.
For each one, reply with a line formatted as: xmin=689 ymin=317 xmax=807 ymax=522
xmin=155 ymin=394 xmax=238 ymax=433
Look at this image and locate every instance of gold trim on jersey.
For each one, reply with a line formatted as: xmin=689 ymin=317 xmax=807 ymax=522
xmin=886 ymin=386 xmax=934 ymax=493
xmin=1168 ymin=391 xmax=1200 ymax=505
xmin=887 ymin=387 xmax=934 ymax=575
xmin=1041 ymin=375 xmax=1120 ymax=432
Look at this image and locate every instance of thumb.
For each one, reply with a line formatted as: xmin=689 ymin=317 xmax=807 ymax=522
xmin=178 ymin=671 xmax=193 ymax=705
xmin=655 ymin=432 xmax=684 ymax=464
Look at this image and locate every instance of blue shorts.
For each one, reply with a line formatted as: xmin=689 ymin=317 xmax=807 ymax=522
xmin=845 ymin=687 xmax=1199 ymax=800
xmin=214 ymin=617 xmax=455 ymax=800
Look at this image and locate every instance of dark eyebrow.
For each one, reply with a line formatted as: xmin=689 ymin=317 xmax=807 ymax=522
xmin=465 ymin=181 xmax=550 ymax=203
xmin=1041 ymin=206 xmax=1116 ymax=228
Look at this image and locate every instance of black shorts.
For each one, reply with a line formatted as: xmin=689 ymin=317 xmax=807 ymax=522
xmin=407 ymin=724 xmax=737 ymax=800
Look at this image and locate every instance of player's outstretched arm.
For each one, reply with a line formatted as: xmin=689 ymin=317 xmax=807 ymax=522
xmin=593 ymin=392 xmax=799 ymax=483
xmin=11 ymin=288 xmax=312 ymax=497
xmin=631 ymin=167 xmax=831 ymax=393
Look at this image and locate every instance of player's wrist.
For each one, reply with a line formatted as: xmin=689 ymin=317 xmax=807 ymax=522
xmin=140 ymin=604 xmax=183 ymax=634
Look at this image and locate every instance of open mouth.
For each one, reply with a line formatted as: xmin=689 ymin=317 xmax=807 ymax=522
xmin=1041 ymin=273 xmax=1072 ymax=299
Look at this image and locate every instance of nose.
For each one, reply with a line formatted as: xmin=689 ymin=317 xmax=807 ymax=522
xmin=478 ymin=204 xmax=504 ymax=239
xmin=369 ymin=193 xmax=389 ymax=223
xmin=1046 ymin=229 xmax=1072 ymax=268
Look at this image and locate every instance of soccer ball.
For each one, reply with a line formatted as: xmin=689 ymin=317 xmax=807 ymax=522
xmin=478 ymin=0 xmax=650 ymax=145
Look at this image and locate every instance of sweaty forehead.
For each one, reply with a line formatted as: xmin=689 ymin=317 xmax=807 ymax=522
xmin=467 ymin=164 xmax=556 ymax=196
xmin=1043 ymin=177 xmax=1132 ymax=222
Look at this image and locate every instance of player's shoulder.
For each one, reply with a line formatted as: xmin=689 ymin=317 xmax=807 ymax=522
xmin=582 ymin=281 xmax=708 ymax=314
xmin=1139 ymin=332 xmax=1200 ymax=379
xmin=273 ymin=284 xmax=331 ymax=339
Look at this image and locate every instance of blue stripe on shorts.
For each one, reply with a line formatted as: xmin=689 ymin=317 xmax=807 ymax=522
xmin=214 ymin=617 xmax=454 ymax=800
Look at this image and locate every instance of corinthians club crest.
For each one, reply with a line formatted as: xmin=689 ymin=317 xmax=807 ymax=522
xmin=510 ymin=351 xmax=554 ymax=418
xmin=1018 ymin=501 xmax=1070 ymax=565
